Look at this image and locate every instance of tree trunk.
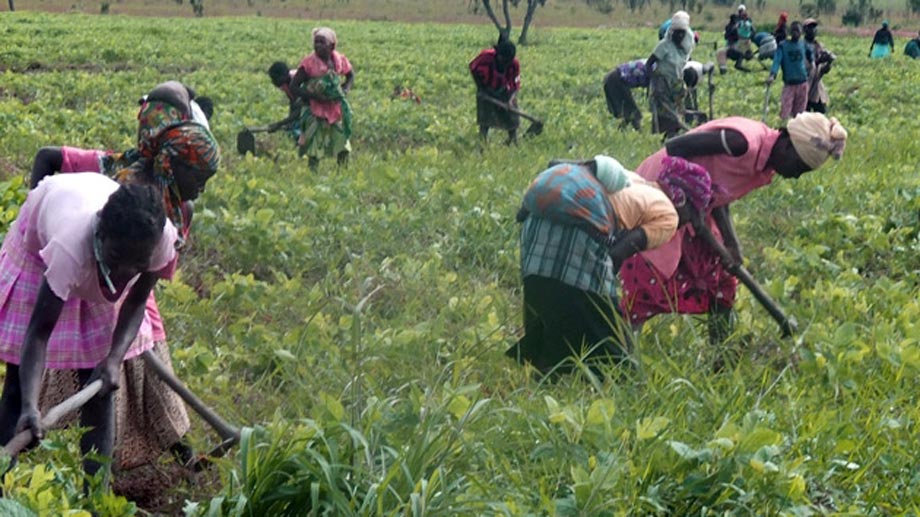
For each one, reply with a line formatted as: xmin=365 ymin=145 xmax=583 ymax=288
xmin=481 ymin=0 xmax=511 ymax=41
xmin=518 ymin=0 xmax=540 ymax=45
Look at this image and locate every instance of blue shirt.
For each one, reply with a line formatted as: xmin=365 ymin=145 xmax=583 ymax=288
xmin=771 ymin=39 xmax=813 ymax=85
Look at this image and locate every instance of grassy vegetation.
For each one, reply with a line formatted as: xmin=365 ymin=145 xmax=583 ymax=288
xmin=1 ymin=11 xmax=920 ymax=515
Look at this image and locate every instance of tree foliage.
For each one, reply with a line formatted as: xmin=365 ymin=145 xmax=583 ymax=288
xmin=842 ymin=0 xmax=882 ymax=26
xmin=467 ymin=0 xmax=547 ymax=45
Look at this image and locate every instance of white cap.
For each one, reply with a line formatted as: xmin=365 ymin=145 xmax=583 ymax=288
xmin=738 ymin=4 xmax=746 ymax=11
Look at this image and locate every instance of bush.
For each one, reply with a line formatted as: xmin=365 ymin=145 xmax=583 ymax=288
xmin=841 ymin=7 xmax=863 ymax=25
xmin=842 ymin=0 xmax=882 ymax=26
xmin=818 ymin=0 xmax=838 ymax=14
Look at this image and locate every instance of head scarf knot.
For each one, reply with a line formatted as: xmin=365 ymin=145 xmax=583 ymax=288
xmin=786 ymin=112 xmax=848 ymax=170
xmin=313 ymin=27 xmax=337 ymax=46
xmin=658 ymin=156 xmax=716 ymax=211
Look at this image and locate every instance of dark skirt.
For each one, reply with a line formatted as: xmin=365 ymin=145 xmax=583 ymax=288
xmin=649 ymin=74 xmax=687 ymax=137
xmin=506 ymin=275 xmax=633 ymax=377
xmin=603 ymin=72 xmax=641 ymax=126
xmin=476 ymin=93 xmax=521 ymax=131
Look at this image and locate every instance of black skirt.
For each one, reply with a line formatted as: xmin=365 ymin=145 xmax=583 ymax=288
xmin=476 ymin=93 xmax=521 ymax=130
xmin=506 ymin=275 xmax=633 ymax=377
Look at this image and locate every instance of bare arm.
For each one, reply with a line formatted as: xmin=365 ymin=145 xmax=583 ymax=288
xmin=711 ymin=205 xmax=742 ymax=265
xmin=16 ymin=280 xmax=65 ymax=439
xmin=342 ymin=70 xmax=354 ymax=94
xmin=97 ymin=272 xmax=159 ymax=382
xmin=30 ymin=147 xmax=64 ymax=189
xmin=608 ymin=228 xmax=649 ymax=271
xmin=268 ymin=106 xmax=303 ymax=131
xmin=288 ymin=67 xmax=322 ymax=102
xmin=665 ymin=129 xmax=748 ymax=158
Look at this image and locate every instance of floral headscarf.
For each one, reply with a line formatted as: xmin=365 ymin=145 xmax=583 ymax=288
xmin=136 ymin=99 xmax=189 ymax=159
xmin=116 ymin=122 xmax=220 ymax=231
xmin=657 ymin=156 xmax=716 ymax=211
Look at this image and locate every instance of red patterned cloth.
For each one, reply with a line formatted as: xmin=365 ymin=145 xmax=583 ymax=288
xmin=469 ymin=48 xmax=520 ymax=94
xmin=619 ymin=117 xmax=780 ymax=323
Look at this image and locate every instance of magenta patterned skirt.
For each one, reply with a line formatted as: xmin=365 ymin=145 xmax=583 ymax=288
xmin=619 ymin=230 xmax=737 ymax=325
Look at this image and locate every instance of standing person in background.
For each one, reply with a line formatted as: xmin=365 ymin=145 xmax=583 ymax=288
xmin=647 ymin=11 xmax=695 ymax=137
xmin=803 ymin=19 xmax=835 ymax=113
xmin=869 ymin=20 xmax=895 ymax=58
xmin=735 ymin=5 xmax=755 ymax=65
xmin=267 ymin=61 xmax=305 ymax=144
xmin=906 ymin=31 xmax=920 ymax=59
xmin=718 ymin=13 xmax=740 ymax=75
xmin=774 ymin=11 xmax=789 ymax=43
xmin=619 ymin=113 xmax=847 ymax=347
xmin=768 ymin=21 xmax=814 ymax=121
xmin=469 ymin=36 xmax=521 ymax=145
xmin=289 ymin=27 xmax=354 ymax=170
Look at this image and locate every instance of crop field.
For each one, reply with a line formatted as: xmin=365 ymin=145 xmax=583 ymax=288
xmin=2 ymin=10 xmax=920 ymax=516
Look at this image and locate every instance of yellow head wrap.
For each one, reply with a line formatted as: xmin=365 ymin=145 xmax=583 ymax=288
xmin=787 ymin=112 xmax=848 ymax=170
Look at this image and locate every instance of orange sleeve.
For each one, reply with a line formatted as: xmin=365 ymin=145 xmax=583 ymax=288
xmin=608 ymin=184 xmax=678 ymax=250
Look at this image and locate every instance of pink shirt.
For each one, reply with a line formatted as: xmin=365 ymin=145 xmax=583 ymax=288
xmin=57 ymin=147 xmax=184 ymax=341
xmin=298 ymin=51 xmax=353 ymax=124
xmin=60 ymin=147 xmax=107 ymax=175
xmin=23 ymin=173 xmax=177 ymax=303
xmin=635 ymin=117 xmax=781 ymax=277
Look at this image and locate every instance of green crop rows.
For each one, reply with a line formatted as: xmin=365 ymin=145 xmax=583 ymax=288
xmin=1 ymin=11 xmax=920 ymax=515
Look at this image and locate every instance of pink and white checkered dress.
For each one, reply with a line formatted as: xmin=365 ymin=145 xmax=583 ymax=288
xmin=0 ymin=173 xmax=177 ymax=369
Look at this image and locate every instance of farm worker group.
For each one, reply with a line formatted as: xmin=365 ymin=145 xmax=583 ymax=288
xmin=493 ymin=1 xmax=855 ymax=381
xmin=506 ymin=155 xmax=714 ymax=377
xmin=1 ymin=80 xmax=220 ymax=488
xmin=5 ymin=2 xmax=913 ymax=500
xmin=264 ymin=27 xmax=354 ymax=170
xmin=603 ymin=59 xmax=712 ymax=132
xmin=512 ymin=112 xmax=847 ymax=376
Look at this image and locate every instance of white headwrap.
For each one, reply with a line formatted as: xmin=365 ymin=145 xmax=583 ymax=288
xmin=671 ymin=10 xmax=691 ymax=31
xmin=786 ymin=112 xmax=848 ymax=169
xmin=594 ymin=155 xmax=632 ymax=193
xmin=312 ymin=27 xmax=337 ymax=47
